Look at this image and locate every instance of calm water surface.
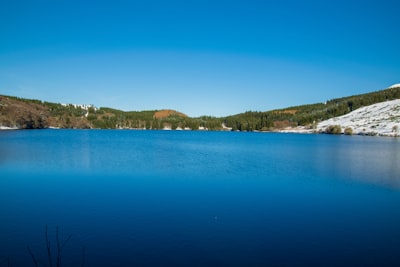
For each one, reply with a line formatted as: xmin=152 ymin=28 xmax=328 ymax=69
xmin=1 ymin=130 xmax=400 ymax=266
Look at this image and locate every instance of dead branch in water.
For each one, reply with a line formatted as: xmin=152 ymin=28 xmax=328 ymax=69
xmin=81 ymin=246 xmax=86 ymax=267
xmin=45 ymin=225 xmax=53 ymax=267
xmin=56 ymin=225 xmax=72 ymax=267
xmin=26 ymin=225 xmax=81 ymax=267
xmin=27 ymin=246 xmax=39 ymax=267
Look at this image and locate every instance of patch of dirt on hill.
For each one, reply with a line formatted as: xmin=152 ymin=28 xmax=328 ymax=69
xmin=0 ymin=95 xmax=91 ymax=129
xmin=0 ymin=96 xmax=50 ymax=128
xmin=274 ymin=109 xmax=297 ymax=115
xmin=153 ymin=109 xmax=188 ymax=119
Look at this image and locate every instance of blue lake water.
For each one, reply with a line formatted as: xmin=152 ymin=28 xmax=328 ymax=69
xmin=1 ymin=130 xmax=400 ymax=266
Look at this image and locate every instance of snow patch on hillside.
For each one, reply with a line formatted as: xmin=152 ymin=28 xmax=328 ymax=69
xmin=388 ymin=83 xmax=400 ymax=89
xmin=317 ymin=99 xmax=400 ymax=136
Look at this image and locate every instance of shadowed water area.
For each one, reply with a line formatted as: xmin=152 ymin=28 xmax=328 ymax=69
xmin=1 ymin=130 xmax=400 ymax=266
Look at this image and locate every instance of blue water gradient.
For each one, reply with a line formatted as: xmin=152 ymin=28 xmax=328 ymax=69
xmin=1 ymin=130 xmax=400 ymax=266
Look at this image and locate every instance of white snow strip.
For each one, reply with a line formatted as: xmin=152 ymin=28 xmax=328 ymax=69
xmin=317 ymin=99 xmax=400 ymax=136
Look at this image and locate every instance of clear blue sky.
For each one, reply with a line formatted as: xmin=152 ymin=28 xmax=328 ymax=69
xmin=1 ymin=0 xmax=399 ymax=117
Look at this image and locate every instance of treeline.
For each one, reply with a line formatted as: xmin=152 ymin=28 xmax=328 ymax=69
xmin=87 ymin=108 xmax=224 ymax=130
xmin=0 ymin=95 xmax=226 ymax=130
xmin=1 ymin=86 xmax=399 ymax=130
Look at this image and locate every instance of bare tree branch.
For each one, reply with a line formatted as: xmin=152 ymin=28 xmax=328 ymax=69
xmin=45 ymin=225 xmax=53 ymax=267
xmin=81 ymin=246 xmax=86 ymax=267
xmin=27 ymin=246 xmax=39 ymax=267
xmin=61 ymin=235 xmax=72 ymax=250
xmin=24 ymin=226 xmax=83 ymax=267
xmin=56 ymin=226 xmax=61 ymax=267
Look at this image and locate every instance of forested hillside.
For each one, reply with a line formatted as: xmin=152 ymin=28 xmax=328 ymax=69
xmin=1 ymin=86 xmax=399 ymax=130
xmin=223 ymin=86 xmax=400 ymax=131
xmin=0 ymin=95 xmax=222 ymax=130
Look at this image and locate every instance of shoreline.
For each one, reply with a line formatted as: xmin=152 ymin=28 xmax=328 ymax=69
xmin=1 ymin=125 xmax=398 ymax=137
xmin=0 ymin=126 xmax=19 ymax=130
xmin=277 ymin=126 xmax=399 ymax=137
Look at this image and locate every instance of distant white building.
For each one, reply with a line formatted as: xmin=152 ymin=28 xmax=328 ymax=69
xmin=61 ymin=103 xmax=97 ymax=111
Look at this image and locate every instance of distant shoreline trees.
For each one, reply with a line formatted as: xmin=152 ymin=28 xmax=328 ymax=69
xmin=1 ymin=87 xmax=399 ymax=131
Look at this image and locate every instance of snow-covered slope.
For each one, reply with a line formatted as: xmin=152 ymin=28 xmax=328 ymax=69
xmin=388 ymin=83 xmax=400 ymax=89
xmin=317 ymin=99 xmax=400 ymax=136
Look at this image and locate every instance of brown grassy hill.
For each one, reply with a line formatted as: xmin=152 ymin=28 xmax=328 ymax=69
xmin=0 ymin=95 xmax=91 ymax=129
xmin=0 ymin=95 xmax=50 ymax=128
xmin=153 ymin=109 xmax=188 ymax=119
